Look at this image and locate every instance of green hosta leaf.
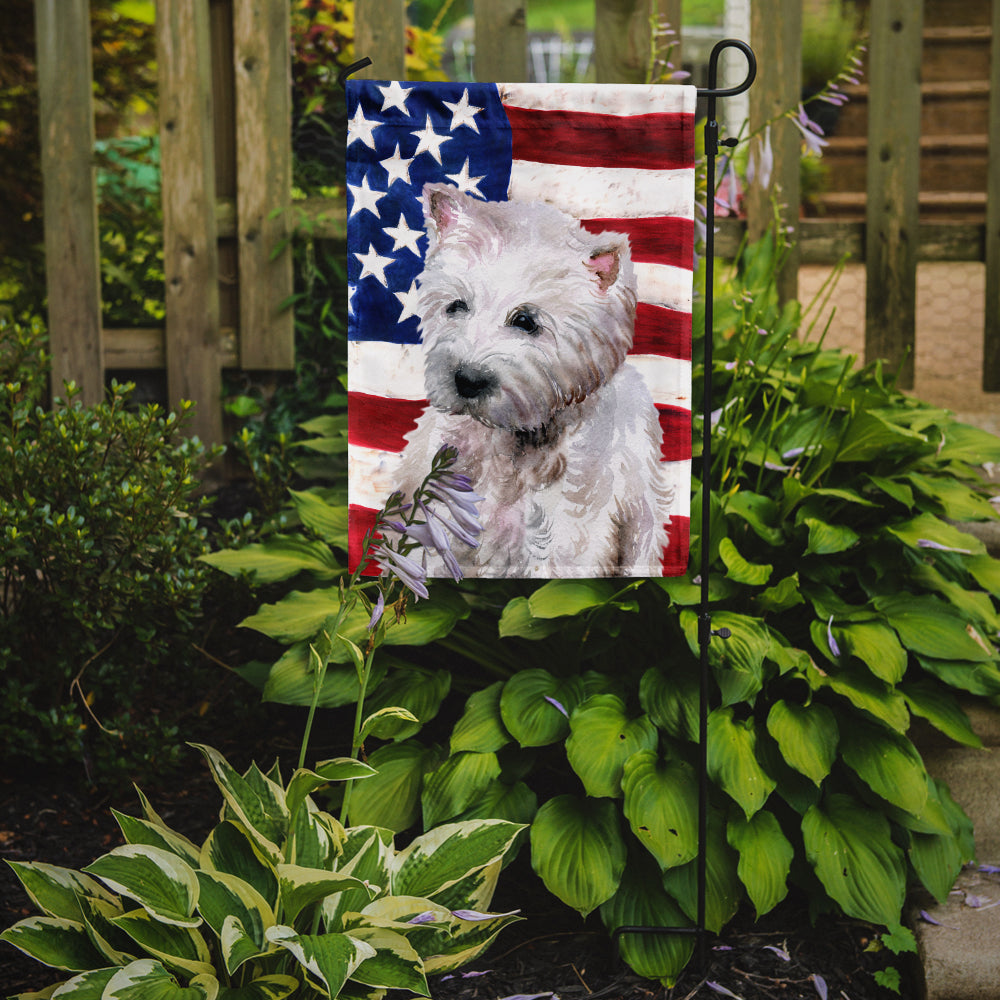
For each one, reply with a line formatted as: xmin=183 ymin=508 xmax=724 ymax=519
xmin=680 ymin=610 xmax=770 ymax=706
xmin=347 ymin=740 xmax=442 ymax=832
xmin=803 ymin=517 xmax=859 ymax=556
xmin=190 ymin=746 xmax=287 ymax=862
xmin=727 ymin=811 xmax=793 ymax=917
xmin=916 ymin=655 xmax=1000 ymax=697
xmin=195 ymin=871 xmax=273 ymax=974
xmin=718 ymin=537 xmax=772 ymax=586
xmin=362 ymin=667 xmax=451 ymax=740
xmin=260 ymin=643 xmax=387 ymax=709
xmin=807 ymin=660 xmax=910 ymax=732
xmin=967 ymin=553 xmax=1000 ymax=597
xmin=112 ymin=812 xmax=201 ymax=868
xmin=661 ymin=811 xmax=741 ymax=933
xmin=421 ymin=751 xmax=502 ymax=828
xmin=886 ymin=512 xmax=985 ymax=557
xmin=288 ymin=488 xmax=349 ymax=546
xmin=450 ymin=682 xmax=511 ymax=754
xmin=499 ymin=670 xmax=584 ymax=747
xmin=909 ymin=813 xmax=966 ymax=906
xmin=103 ymin=959 xmax=218 ymax=1000
xmin=866 ymin=474 xmax=914 ymax=509
xmin=0 ymin=916 xmax=107 ymax=971
xmin=200 ymin=535 xmax=340 ymax=584
xmin=802 ymin=793 xmax=906 ymax=926
xmin=707 ymin=708 xmax=776 ymax=818
xmin=906 ymin=472 xmax=998 ymax=522
xmin=765 ymin=701 xmax=838 ymax=786
xmin=111 ymin=908 xmax=214 ymax=978
xmin=724 ymin=490 xmax=784 ymax=545
xmin=497 ymin=596 xmax=565 ymax=639
xmin=4 ymin=862 xmax=118 ymax=922
xmin=639 ymin=664 xmax=699 ymax=742
xmin=565 ymin=695 xmax=658 ymax=798
xmin=527 ymin=579 xmax=618 ymax=617
xmin=216 ymin=975 xmax=299 ymax=1000
xmin=83 ymin=846 xmax=200 ymax=928
xmin=835 ymin=410 xmax=927 ymax=463
xmin=530 ymin=796 xmax=626 ymax=917
xmin=599 ymin=853 xmax=694 ymax=987
xmin=901 ymin=680 xmax=982 ymax=748
xmin=393 ymin=820 xmax=524 ymax=900
xmin=835 ymin=621 xmax=907 ymax=684
xmin=935 ymin=421 xmax=1000 ymax=464
xmin=265 ymin=926 xmax=375 ymax=997
xmin=200 ymin=822 xmax=278 ymax=910
xmin=346 ymin=926 xmax=428 ymax=994
xmin=621 ymin=751 xmax=698 ymax=870
xmin=360 ymin=706 xmax=421 ymax=742
xmin=277 ymin=865 xmax=374 ymax=925
xmin=839 ymin=718 xmax=929 ymax=816
xmin=875 ymin=594 xmax=995 ymax=662
xmin=911 ymin=562 xmax=1000 ymax=632
xmin=755 ymin=573 xmax=804 ymax=614
xmin=453 ymin=779 xmax=538 ymax=827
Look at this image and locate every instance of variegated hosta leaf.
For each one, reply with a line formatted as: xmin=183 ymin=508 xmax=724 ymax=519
xmin=195 ymin=871 xmax=274 ymax=973
xmin=529 ymin=795 xmax=626 ymax=917
xmin=215 ymin=974 xmax=300 ymax=999
xmin=765 ymin=700 xmax=838 ymax=786
xmin=599 ymin=854 xmax=694 ymax=987
xmin=450 ymin=681 xmax=511 ymax=754
xmin=111 ymin=908 xmax=214 ymax=978
xmin=0 ymin=916 xmax=107 ymax=971
xmin=112 ymin=810 xmax=202 ymax=868
xmin=802 ymin=793 xmax=906 ymax=927
xmin=421 ymin=751 xmax=501 ymax=829
xmin=102 ymin=958 xmax=218 ymax=999
xmin=391 ymin=820 xmax=525 ymax=901
xmin=362 ymin=667 xmax=452 ymax=741
xmin=190 ymin=745 xmax=287 ymax=863
xmin=288 ymin=801 xmax=344 ymax=870
xmin=200 ymin=822 xmax=278 ymax=910
xmin=83 ymin=846 xmax=200 ymax=928
xmin=621 ymin=751 xmax=699 ymax=871
xmin=422 ymin=907 xmax=522 ymax=975
xmin=265 ymin=926 xmax=376 ymax=998
xmin=727 ymin=810 xmax=793 ymax=917
xmin=566 ymin=695 xmax=658 ymax=799
xmin=499 ymin=669 xmax=585 ymax=747
xmin=276 ymin=864 xmax=375 ymax=925
xmin=77 ymin=894 xmax=136 ymax=966
xmin=4 ymin=861 xmax=118 ymax=922
xmin=706 ymin=707 xmax=776 ymax=819
xmin=345 ymin=926 xmax=429 ymax=995
xmin=45 ymin=966 xmax=118 ymax=997
xmin=423 ymin=859 xmax=501 ymax=916
xmin=323 ymin=829 xmax=393 ymax=931
xmin=285 ymin=760 xmax=375 ymax=823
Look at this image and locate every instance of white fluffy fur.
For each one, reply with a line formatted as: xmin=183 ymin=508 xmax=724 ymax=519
xmin=394 ymin=183 xmax=673 ymax=578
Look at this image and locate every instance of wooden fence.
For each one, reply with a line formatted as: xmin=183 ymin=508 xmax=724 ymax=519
xmin=33 ymin=0 xmax=1000 ymax=445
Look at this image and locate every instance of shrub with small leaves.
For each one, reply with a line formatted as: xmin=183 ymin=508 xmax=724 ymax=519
xmin=0 ymin=317 xmax=220 ymax=782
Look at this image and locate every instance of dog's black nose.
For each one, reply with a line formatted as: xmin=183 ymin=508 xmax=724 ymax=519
xmin=454 ymin=365 xmax=497 ymax=400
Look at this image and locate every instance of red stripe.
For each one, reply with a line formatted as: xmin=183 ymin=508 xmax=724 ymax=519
xmin=349 ymin=392 xmax=425 ymax=453
xmin=506 ymin=106 xmax=694 ymax=171
xmin=349 ymin=504 xmax=381 ymax=575
xmin=581 ymin=216 xmax=693 ymax=268
xmin=633 ymin=304 xmax=691 ymax=360
xmin=657 ymin=405 xmax=691 ymax=462
xmin=661 ymin=515 xmax=690 ymax=576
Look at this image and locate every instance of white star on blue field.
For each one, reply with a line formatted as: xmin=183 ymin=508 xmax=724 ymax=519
xmin=346 ymin=82 xmax=513 ymax=345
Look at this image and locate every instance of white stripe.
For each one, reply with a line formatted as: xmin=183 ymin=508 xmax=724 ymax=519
xmin=509 ymin=161 xmax=695 ymax=220
xmin=634 ymin=262 xmax=693 ymax=313
xmin=627 ymin=357 xmax=691 ymax=409
xmin=664 ymin=459 xmax=692 ymax=517
xmin=348 ymin=341 xmax=426 ymax=399
xmin=498 ymin=82 xmax=697 ymax=117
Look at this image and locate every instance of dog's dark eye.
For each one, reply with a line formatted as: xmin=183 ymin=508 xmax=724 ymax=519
xmin=508 ymin=309 xmax=539 ymax=335
xmin=445 ymin=299 xmax=469 ymax=315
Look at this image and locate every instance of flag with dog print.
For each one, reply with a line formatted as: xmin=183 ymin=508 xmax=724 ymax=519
xmin=347 ymin=81 xmax=695 ymax=579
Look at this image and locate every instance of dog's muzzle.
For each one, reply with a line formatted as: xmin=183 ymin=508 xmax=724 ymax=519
xmin=453 ymin=363 xmax=498 ymax=401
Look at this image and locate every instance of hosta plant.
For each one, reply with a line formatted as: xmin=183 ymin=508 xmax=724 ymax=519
xmin=1 ymin=744 xmax=523 ymax=999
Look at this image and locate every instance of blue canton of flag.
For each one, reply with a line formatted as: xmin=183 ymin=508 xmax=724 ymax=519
xmin=346 ymin=82 xmax=512 ymax=345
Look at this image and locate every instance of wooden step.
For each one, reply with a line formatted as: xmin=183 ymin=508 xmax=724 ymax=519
xmin=922 ymin=25 xmax=993 ymax=83
xmin=922 ymin=0 xmax=992 ymax=28
xmin=813 ymin=190 xmax=987 ymax=222
xmin=832 ymin=80 xmax=991 ymax=137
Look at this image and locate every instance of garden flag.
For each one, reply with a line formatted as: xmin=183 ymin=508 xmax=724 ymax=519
xmin=347 ymin=80 xmax=695 ymax=579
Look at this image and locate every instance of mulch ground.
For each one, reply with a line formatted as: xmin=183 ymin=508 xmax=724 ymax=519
xmin=1 ymin=738 xmax=913 ymax=1000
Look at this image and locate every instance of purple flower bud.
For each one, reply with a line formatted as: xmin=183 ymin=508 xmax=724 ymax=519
xmin=827 ymin=616 xmax=841 ymax=658
xmin=812 ymin=974 xmax=828 ymax=1000
xmin=407 ymin=911 xmax=438 ymax=925
xmin=544 ymin=695 xmax=569 ymax=718
xmin=367 ymin=590 xmax=385 ymax=631
xmin=917 ymin=538 xmax=972 ymax=554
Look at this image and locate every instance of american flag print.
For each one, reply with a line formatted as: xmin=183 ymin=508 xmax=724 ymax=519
xmin=347 ymin=80 xmax=695 ymax=578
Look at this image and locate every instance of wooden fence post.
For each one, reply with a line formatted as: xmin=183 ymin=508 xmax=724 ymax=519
xmin=746 ymin=0 xmax=801 ymax=306
xmin=864 ymin=0 xmax=923 ymax=389
xmin=594 ymin=0 xmax=651 ymax=84
xmin=983 ymin=0 xmax=1000 ymax=390
xmin=34 ymin=0 xmax=104 ymax=405
xmin=354 ymin=0 xmax=407 ymax=80
xmin=474 ymin=0 xmax=527 ymax=82
xmin=157 ymin=0 xmax=223 ymax=445
xmin=233 ymin=0 xmax=294 ymax=370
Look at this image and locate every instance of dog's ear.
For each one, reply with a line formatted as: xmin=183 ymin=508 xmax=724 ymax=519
xmin=585 ymin=245 xmax=623 ymax=293
xmin=422 ymin=184 xmax=467 ymax=242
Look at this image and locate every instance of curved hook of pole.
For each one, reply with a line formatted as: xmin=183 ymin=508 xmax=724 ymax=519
xmin=696 ymin=38 xmax=757 ymax=98
xmin=337 ymin=57 xmax=373 ymax=91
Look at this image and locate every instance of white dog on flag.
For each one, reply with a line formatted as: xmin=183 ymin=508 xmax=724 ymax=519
xmin=394 ymin=183 xmax=672 ymax=578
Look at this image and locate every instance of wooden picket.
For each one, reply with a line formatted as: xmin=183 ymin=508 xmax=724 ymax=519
xmin=30 ymin=0 xmax=1000 ymax=449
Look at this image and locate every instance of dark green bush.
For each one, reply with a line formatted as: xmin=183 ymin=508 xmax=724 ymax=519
xmin=0 ymin=316 xmax=220 ymax=783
